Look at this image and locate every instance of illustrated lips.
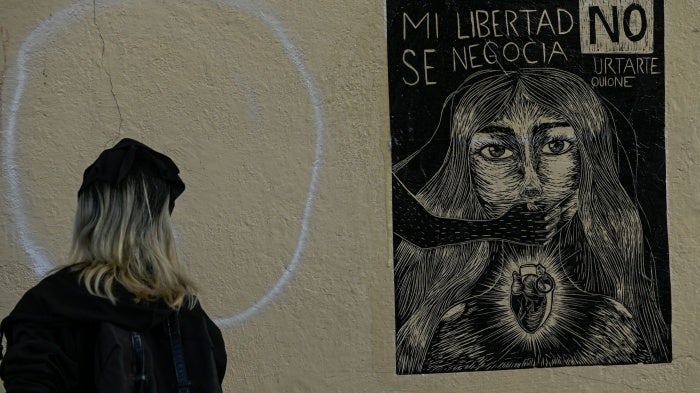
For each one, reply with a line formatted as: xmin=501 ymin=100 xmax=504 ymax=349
xmin=510 ymin=264 xmax=555 ymax=333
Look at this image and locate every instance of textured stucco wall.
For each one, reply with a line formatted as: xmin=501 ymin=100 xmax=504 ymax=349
xmin=0 ymin=0 xmax=698 ymax=392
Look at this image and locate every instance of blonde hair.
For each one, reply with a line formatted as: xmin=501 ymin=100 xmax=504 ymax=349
xmin=67 ymin=170 xmax=197 ymax=310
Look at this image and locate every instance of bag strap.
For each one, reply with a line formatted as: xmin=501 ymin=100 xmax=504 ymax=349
xmin=167 ymin=313 xmax=191 ymax=393
xmin=131 ymin=331 xmax=147 ymax=393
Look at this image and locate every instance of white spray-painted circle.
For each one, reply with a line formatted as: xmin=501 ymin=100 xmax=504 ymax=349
xmin=1 ymin=0 xmax=324 ymax=328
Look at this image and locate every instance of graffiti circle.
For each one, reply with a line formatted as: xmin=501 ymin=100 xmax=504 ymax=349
xmin=1 ymin=0 xmax=324 ymax=328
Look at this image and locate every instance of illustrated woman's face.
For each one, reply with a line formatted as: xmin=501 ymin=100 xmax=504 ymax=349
xmin=468 ymin=102 xmax=580 ymax=218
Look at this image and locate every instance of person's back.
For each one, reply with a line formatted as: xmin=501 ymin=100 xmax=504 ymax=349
xmin=0 ymin=138 xmax=226 ymax=392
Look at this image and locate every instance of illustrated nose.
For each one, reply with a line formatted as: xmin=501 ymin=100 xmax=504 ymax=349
xmin=520 ymin=162 xmax=542 ymax=199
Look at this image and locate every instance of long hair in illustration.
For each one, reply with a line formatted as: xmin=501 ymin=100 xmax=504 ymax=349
xmin=393 ymin=68 xmax=668 ymax=373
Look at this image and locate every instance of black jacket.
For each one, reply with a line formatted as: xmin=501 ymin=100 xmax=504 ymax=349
xmin=0 ymin=267 xmax=227 ymax=392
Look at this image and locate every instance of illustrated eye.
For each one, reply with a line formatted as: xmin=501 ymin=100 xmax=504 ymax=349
xmin=542 ymin=139 xmax=573 ymax=155
xmin=479 ymin=145 xmax=513 ymax=159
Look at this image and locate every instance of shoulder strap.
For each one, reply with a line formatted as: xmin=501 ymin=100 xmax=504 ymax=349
xmin=167 ymin=313 xmax=191 ymax=393
xmin=130 ymin=331 xmax=147 ymax=393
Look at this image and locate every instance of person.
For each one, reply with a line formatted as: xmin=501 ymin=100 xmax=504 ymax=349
xmin=393 ymin=68 xmax=669 ymax=373
xmin=0 ymin=138 xmax=226 ymax=392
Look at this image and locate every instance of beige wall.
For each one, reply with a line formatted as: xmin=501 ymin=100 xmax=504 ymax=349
xmin=0 ymin=0 xmax=698 ymax=391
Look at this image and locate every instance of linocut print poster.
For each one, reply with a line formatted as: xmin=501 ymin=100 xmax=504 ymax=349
xmin=388 ymin=0 xmax=670 ymax=374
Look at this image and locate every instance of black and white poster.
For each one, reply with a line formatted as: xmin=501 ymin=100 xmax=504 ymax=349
xmin=388 ymin=0 xmax=670 ymax=374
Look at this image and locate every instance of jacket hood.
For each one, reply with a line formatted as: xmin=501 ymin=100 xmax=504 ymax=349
xmin=1 ymin=267 xmax=174 ymax=334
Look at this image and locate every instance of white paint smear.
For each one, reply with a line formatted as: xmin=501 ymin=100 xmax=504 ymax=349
xmin=1 ymin=0 xmax=325 ymax=328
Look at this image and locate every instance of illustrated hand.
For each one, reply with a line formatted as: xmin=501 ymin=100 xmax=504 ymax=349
xmin=496 ymin=203 xmax=563 ymax=245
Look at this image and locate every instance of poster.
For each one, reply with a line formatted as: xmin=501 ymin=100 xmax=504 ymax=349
xmin=387 ymin=0 xmax=670 ymax=374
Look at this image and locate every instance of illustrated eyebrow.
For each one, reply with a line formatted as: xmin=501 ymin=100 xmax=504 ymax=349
xmin=477 ymin=125 xmax=515 ymax=136
xmin=533 ymin=122 xmax=570 ymax=135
